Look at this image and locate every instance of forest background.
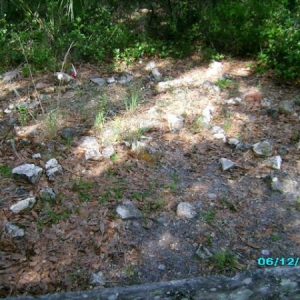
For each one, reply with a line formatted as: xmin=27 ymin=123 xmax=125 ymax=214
xmin=0 ymin=0 xmax=299 ymax=81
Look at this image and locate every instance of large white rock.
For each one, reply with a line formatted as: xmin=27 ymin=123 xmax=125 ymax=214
xmin=177 ymin=202 xmax=196 ymax=219
xmin=10 ymin=197 xmax=36 ymax=213
xmin=116 ymin=200 xmax=143 ymax=220
xmin=12 ymin=164 xmax=43 ymax=184
xmin=45 ymin=158 xmax=62 ymax=181
xmin=220 ymin=158 xmax=235 ymax=171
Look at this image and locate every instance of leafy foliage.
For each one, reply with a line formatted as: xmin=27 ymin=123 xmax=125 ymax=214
xmin=0 ymin=0 xmax=300 ymax=80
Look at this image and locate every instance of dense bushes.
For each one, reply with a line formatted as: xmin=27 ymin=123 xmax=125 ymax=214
xmin=0 ymin=0 xmax=300 ymax=81
xmin=259 ymin=5 xmax=300 ymax=80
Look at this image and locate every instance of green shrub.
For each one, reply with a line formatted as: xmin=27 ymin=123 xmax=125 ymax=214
xmin=259 ymin=5 xmax=300 ymax=80
xmin=200 ymin=0 xmax=277 ymax=55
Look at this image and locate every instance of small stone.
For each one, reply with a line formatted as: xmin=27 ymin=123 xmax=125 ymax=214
xmin=116 ymin=200 xmax=143 ymax=220
xmin=79 ymin=136 xmax=100 ymax=150
xmin=195 ymin=244 xmax=213 ymax=259
xmin=177 ymin=202 xmax=196 ymax=219
xmin=236 ymin=143 xmax=252 ymax=151
xmin=202 ymin=105 xmax=215 ymax=128
xmin=60 ymin=127 xmax=80 ymax=140
xmin=45 ymin=159 xmax=62 ymax=181
xmin=55 ymin=72 xmax=73 ymax=83
xmin=85 ymin=149 xmax=103 ymax=161
xmin=107 ymin=77 xmax=116 ymax=84
xmin=118 ymin=74 xmax=133 ymax=84
xmin=150 ymin=69 xmax=162 ymax=81
xmin=253 ymin=141 xmax=273 ymax=157
xmin=101 ymin=145 xmax=115 ymax=158
xmin=261 ymin=249 xmax=270 ymax=256
xmin=213 ymin=133 xmax=226 ymax=142
xmin=225 ymin=97 xmax=242 ymax=105
xmin=227 ymin=138 xmax=240 ymax=147
xmin=261 ymin=98 xmax=272 ymax=109
xmin=90 ymin=78 xmax=106 ymax=87
xmin=202 ymin=81 xmax=220 ymax=93
xmin=145 ymin=61 xmax=156 ymax=71
xmin=220 ymin=158 xmax=235 ymax=171
xmin=5 ymin=223 xmax=25 ymax=237
xmin=271 ymin=177 xmax=284 ymax=193
xmin=207 ymin=193 xmax=217 ymax=200
xmin=212 ymin=126 xmax=224 ymax=134
xmin=4 ymin=108 xmax=12 ymax=114
xmin=39 ymin=94 xmax=51 ymax=101
xmin=277 ymin=145 xmax=289 ymax=156
xmin=35 ymin=82 xmax=49 ymax=90
xmin=278 ymin=100 xmax=294 ymax=115
xmin=16 ymin=187 xmax=30 ymax=197
xmin=10 ymin=197 xmax=36 ymax=213
xmin=267 ymin=156 xmax=282 ymax=170
xmin=40 ymin=188 xmax=56 ymax=204
xmin=166 ymin=113 xmax=184 ymax=131
xmin=158 ymin=264 xmax=166 ymax=270
xmin=91 ymin=271 xmax=105 ymax=286
xmin=32 ymin=153 xmax=41 ymax=159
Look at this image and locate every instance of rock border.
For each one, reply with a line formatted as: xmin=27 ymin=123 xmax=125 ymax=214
xmin=6 ymin=267 xmax=300 ymax=300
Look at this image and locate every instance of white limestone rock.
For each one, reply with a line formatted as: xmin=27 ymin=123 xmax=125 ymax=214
xmin=220 ymin=158 xmax=235 ymax=171
xmin=12 ymin=164 xmax=43 ymax=184
xmin=10 ymin=197 xmax=36 ymax=213
xmin=177 ymin=202 xmax=196 ymax=219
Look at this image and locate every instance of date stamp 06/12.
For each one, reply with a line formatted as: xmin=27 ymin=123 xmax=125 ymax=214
xmin=257 ymin=257 xmax=300 ymax=267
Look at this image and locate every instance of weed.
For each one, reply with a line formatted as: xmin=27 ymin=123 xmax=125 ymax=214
xmin=211 ymin=53 xmax=225 ymax=61
xmin=124 ymin=84 xmax=140 ymax=111
xmin=107 ymin=168 xmax=117 ymax=177
xmin=206 ymin=236 xmax=212 ymax=246
xmin=94 ymin=110 xmax=105 ymax=130
xmin=123 ymin=127 xmax=148 ymax=143
xmin=144 ymin=199 xmax=165 ymax=213
xmin=124 ymin=265 xmax=138 ymax=279
xmin=73 ymin=181 xmax=94 ymax=190
xmin=79 ymin=192 xmax=91 ymax=202
xmin=190 ymin=115 xmax=205 ymax=133
xmin=205 ymin=208 xmax=216 ymax=224
xmin=219 ymin=198 xmax=237 ymax=212
xmin=223 ymin=119 xmax=231 ymax=132
xmin=0 ymin=165 xmax=12 ymax=178
xmin=271 ymin=234 xmax=280 ymax=241
xmin=94 ymin=94 xmax=108 ymax=130
xmin=211 ymin=250 xmax=236 ymax=270
xmin=17 ymin=103 xmax=29 ymax=126
xmin=113 ymin=187 xmax=123 ymax=199
xmin=98 ymin=191 xmax=111 ymax=204
xmin=65 ymin=137 xmax=73 ymax=148
xmin=111 ymin=117 xmax=123 ymax=141
xmin=47 ymin=208 xmax=70 ymax=223
xmin=132 ymin=192 xmax=147 ymax=201
xmin=168 ymin=181 xmax=178 ymax=192
xmin=98 ymin=93 xmax=109 ymax=110
xmin=45 ymin=110 xmax=60 ymax=138
xmin=170 ymin=172 xmax=179 ymax=182
xmin=110 ymin=153 xmax=118 ymax=162
xmin=215 ymin=78 xmax=232 ymax=89
xmin=72 ymin=180 xmax=93 ymax=202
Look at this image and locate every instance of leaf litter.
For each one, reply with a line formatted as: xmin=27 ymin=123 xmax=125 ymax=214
xmin=1 ymin=58 xmax=300 ymax=297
